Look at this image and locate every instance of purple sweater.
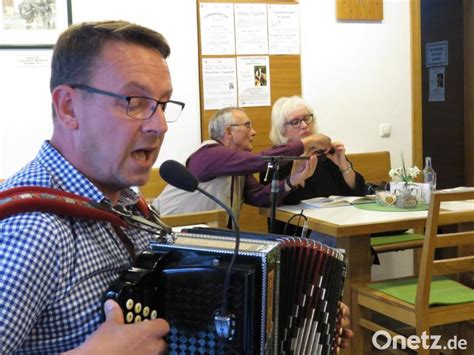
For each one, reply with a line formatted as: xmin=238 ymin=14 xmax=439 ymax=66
xmin=186 ymin=140 xmax=304 ymax=207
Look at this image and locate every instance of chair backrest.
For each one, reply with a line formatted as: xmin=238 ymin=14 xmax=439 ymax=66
xmin=346 ymin=151 xmax=391 ymax=185
xmin=416 ymin=189 xmax=474 ymax=308
xmin=160 ymin=209 xmax=227 ymax=229
xmin=139 ymin=168 xmax=167 ymax=200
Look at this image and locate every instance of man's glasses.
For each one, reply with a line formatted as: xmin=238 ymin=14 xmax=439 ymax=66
xmin=229 ymin=121 xmax=252 ymax=130
xmin=284 ymin=114 xmax=314 ymax=128
xmin=70 ymin=84 xmax=185 ymax=122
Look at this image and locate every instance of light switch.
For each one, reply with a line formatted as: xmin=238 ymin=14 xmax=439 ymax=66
xmin=379 ymin=124 xmax=391 ymax=138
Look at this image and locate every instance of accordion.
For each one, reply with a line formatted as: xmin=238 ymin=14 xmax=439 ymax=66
xmin=105 ymin=229 xmax=347 ymax=354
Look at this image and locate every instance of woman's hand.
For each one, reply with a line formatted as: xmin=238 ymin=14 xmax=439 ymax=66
xmin=327 ymin=141 xmax=351 ymax=171
xmin=287 ymin=155 xmax=317 ymax=189
xmin=325 ymin=141 xmax=357 ymax=188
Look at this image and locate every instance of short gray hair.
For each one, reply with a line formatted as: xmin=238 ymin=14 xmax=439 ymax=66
xmin=208 ymin=107 xmax=243 ymax=140
xmin=269 ymin=96 xmax=317 ymax=145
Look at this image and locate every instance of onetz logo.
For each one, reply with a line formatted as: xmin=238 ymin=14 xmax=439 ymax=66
xmin=372 ymin=330 xmax=468 ymax=351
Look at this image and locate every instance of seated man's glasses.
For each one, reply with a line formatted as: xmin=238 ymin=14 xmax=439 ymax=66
xmin=229 ymin=121 xmax=252 ymax=129
xmin=70 ymin=84 xmax=185 ymax=122
xmin=284 ymin=114 xmax=314 ymax=128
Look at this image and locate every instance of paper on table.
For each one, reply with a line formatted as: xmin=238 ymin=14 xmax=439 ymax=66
xmin=301 ymin=195 xmax=375 ymax=208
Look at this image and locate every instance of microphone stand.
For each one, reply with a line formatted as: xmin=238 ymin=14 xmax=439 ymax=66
xmin=195 ymin=186 xmax=240 ymax=340
xmin=262 ymin=156 xmax=309 ymax=234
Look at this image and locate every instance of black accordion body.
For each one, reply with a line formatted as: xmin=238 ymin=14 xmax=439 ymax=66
xmin=105 ymin=229 xmax=347 ymax=354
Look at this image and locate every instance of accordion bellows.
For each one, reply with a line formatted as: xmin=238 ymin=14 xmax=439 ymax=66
xmin=105 ymin=230 xmax=347 ymax=354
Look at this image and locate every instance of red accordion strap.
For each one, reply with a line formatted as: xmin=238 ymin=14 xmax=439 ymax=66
xmin=0 ymin=186 xmax=138 ymax=258
xmin=0 ymin=186 xmax=125 ymax=226
xmin=136 ymin=195 xmax=151 ymax=218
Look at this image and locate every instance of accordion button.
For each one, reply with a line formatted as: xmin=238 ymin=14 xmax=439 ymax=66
xmin=125 ymin=299 xmax=134 ymax=310
xmin=126 ymin=312 xmax=134 ymax=323
xmin=143 ymin=306 xmax=150 ymax=317
xmin=134 ymin=315 xmax=142 ymax=323
xmin=150 ymin=310 xmax=158 ymax=319
xmin=135 ymin=302 xmax=142 ymax=314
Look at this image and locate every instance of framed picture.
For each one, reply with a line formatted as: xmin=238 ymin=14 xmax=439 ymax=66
xmin=0 ymin=0 xmax=72 ymax=48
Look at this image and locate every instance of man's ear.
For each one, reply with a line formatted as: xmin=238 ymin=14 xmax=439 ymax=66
xmin=224 ymin=125 xmax=233 ymax=137
xmin=52 ymin=85 xmax=79 ymax=129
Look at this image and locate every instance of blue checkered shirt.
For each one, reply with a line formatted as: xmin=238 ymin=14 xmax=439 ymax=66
xmin=0 ymin=141 xmax=153 ymax=354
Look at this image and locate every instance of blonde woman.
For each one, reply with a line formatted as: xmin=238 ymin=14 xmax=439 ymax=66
xmin=264 ymin=96 xmax=366 ymax=239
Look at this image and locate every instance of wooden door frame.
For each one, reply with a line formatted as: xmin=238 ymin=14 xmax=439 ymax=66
xmin=411 ymin=0 xmax=423 ymax=169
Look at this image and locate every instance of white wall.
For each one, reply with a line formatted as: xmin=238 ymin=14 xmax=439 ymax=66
xmin=0 ymin=49 xmax=53 ymax=177
xmin=300 ymin=0 xmax=413 ymax=169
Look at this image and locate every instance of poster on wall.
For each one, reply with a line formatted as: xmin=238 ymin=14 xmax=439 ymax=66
xmin=202 ymin=57 xmax=237 ymax=110
xmin=425 ymin=41 xmax=448 ymax=67
xmin=0 ymin=0 xmax=71 ymax=48
xmin=237 ymin=56 xmax=270 ymax=107
xmin=268 ymin=4 xmax=300 ymax=55
xmin=428 ymin=66 xmax=445 ymax=102
xmin=234 ymin=3 xmax=268 ymax=55
xmin=199 ymin=2 xmax=235 ymax=55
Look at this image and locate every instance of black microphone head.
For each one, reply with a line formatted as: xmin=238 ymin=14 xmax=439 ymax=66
xmin=160 ymin=160 xmax=199 ymax=192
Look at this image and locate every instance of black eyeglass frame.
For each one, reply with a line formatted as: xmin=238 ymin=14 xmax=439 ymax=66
xmin=70 ymin=84 xmax=185 ymax=122
xmin=284 ymin=113 xmax=314 ymax=128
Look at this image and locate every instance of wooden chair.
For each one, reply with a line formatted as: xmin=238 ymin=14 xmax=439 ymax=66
xmin=139 ymin=168 xmax=166 ymax=202
xmin=160 ymin=209 xmax=227 ymax=229
xmin=346 ymin=151 xmax=391 ymax=186
xmin=352 ymin=189 xmax=474 ymax=354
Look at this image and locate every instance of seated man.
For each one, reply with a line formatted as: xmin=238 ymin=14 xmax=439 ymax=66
xmin=153 ymin=107 xmax=331 ymax=224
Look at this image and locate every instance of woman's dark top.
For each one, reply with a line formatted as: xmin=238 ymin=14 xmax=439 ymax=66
xmin=260 ymin=157 xmax=366 ymax=235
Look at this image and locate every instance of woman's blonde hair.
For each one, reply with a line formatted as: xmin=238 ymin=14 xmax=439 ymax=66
xmin=269 ymin=96 xmax=317 ymax=145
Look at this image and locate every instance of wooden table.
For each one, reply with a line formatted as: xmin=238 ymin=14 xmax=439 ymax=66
xmin=261 ymin=199 xmax=474 ymax=354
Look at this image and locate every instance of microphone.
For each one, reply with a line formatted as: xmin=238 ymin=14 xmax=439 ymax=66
xmin=159 ymin=160 xmax=239 ymax=340
xmin=159 ymin=160 xmax=199 ymax=192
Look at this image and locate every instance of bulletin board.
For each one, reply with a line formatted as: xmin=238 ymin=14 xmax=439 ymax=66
xmin=196 ymin=0 xmax=301 ymax=153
